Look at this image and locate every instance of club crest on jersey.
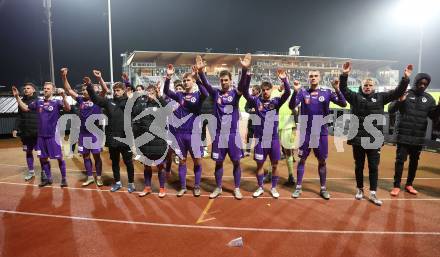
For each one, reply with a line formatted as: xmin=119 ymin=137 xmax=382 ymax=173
xmin=269 ymin=103 xmax=275 ymax=109
xmin=318 ymin=96 xmax=325 ymax=102
xmin=227 ymin=96 xmax=233 ymax=102
xmin=47 ymin=106 xmax=54 ymax=111
xmin=422 ymin=97 xmax=427 ymax=103
xmin=371 ymin=98 xmax=377 ymax=102
xmin=190 ymin=97 xmax=196 ymax=103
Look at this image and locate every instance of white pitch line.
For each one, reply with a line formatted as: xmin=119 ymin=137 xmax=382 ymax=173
xmin=1 ymin=209 xmax=439 ymax=236
xmin=1 ymin=163 xmax=440 ymax=180
xmin=0 ymin=181 xmax=439 ymax=201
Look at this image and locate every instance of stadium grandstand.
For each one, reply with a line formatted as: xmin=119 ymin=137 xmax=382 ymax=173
xmin=123 ymin=50 xmax=401 ymax=93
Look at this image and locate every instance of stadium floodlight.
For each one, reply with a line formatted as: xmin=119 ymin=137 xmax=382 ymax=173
xmin=393 ymin=0 xmax=440 ymax=73
xmin=43 ymin=0 xmax=55 ymax=84
xmin=107 ymin=0 xmax=114 ymax=86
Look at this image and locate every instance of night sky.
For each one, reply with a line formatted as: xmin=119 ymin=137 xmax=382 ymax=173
xmin=1 ymin=0 xmax=439 ymax=89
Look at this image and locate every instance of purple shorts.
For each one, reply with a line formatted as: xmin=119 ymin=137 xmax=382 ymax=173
xmin=298 ymin=134 xmax=328 ymax=160
xmin=175 ymin=133 xmax=203 ymax=159
xmin=211 ymin=133 xmax=243 ymax=162
xmin=78 ymin=133 xmax=102 ymax=154
xmin=36 ymin=136 xmax=63 ymax=159
xmin=21 ymin=137 xmax=37 ymax=152
xmin=254 ymin=137 xmax=281 ymax=163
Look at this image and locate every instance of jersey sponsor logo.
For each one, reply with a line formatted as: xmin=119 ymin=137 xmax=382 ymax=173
xmin=310 ymin=91 xmax=318 ymax=96
xmin=318 ymin=96 xmax=325 ymax=102
xmin=305 ymin=95 xmax=310 ymax=105
xmin=422 ymin=97 xmax=427 ymax=103
xmin=371 ymin=98 xmax=377 ymax=102
xmin=409 ymin=97 xmax=415 ymax=100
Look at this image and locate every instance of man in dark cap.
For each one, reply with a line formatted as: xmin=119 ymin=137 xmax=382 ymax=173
xmin=389 ymin=72 xmax=440 ymax=196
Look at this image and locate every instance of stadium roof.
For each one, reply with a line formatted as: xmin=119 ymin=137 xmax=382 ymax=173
xmin=126 ymin=51 xmax=398 ymax=70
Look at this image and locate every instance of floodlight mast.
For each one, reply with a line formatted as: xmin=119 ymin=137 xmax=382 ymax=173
xmin=43 ymin=0 xmax=55 ymax=84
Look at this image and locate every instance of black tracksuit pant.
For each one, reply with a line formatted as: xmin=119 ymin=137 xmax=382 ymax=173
xmin=352 ymin=145 xmax=380 ymax=191
xmin=393 ymin=143 xmax=423 ymax=188
xmin=109 ymin=144 xmax=134 ymax=183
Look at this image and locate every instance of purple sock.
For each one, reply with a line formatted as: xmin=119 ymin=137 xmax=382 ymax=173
xmin=178 ymin=164 xmax=187 ymax=188
xmin=58 ymin=159 xmax=66 ymax=178
xmin=84 ymin=158 xmax=93 ymax=176
xmin=214 ymin=164 xmax=223 ymax=187
xmin=94 ymin=154 xmax=102 ymax=176
xmin=26 ymin=150 xmax=34 ymax=171
xmin=271 ymin=176 xmax=279 ymax=189
xmin=318 ymin=162 xmax=327 ymax=188
xmin=158 ymin=169 xmax=166 ymax=188
xmin=232 ymin=163 xmax=241 ymax=188
xmin=144 ymin=167 xmax=152 ymax=187
xmin=40 ymin=159 xmax=51 ymax=180
xmin=194 ymin=165 xmax=202 ymax=187
xmin=297 ymin=160 xmax=306 ymax=186
xmin=257 ymin=174 xmax=264 ymax=187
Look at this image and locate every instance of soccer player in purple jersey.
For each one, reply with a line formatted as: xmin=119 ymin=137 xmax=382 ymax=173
xmin=289 ymin=70 xmax=347 ymax=200
xmin=164 ymin=80 xmax=185 ymax=177
xmin=61 ymin=68 xmax=104 ymax=187
xmin=12 ymin=83 xmax=41 ymax=182
xmin=196 ymin=53 xmax=251 ymax=200
xmin=163 ymin=64 xmax=209 ymax=197
xmin=13 ymin=82 xmax=71 ymax=187
xmin=243 ymin=68 xmax=292 ymax=199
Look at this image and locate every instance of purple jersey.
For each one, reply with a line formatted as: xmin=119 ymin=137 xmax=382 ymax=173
xmin=76 ymin=96 xmax=102 ymax=134
xmin=198 ymin=72 xmax=242 ymax=134
xmin=245 ymin=78 xmax=291 ymax=139
xmin=290 ymin=88 xmax=346 ymax=135
xmin=164 ymin=78 xmax=208 ymax=134
xmin=28 ymin=98 xmax=63 ymax=137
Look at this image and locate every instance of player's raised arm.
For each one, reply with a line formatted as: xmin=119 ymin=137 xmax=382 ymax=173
xmin=12 ymin=86 xmax=30 ymax=112
xmin=61 ymin=68 xmax=78 ymax=99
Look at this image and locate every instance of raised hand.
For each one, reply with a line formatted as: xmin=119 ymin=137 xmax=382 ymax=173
xmin=166 ymin=64 xmax=175 ymax=78
xmin=60 ymin=68 xmax=68 ymax=78
xmin=12 ymin=86 xmax=19 ymax=97
xmin=239 ymin=53 xmax=251 ymax=69
xmin=404 ymin=64 xmax=413 ymax=79
xmin=195 ymin=55 xmax=206 ymax=71
xmin=93 ymin=69 xmax=102 ymax=78
xmin=191 ymin=65 xmax=198 ymax=76
xmin=277 ymin=69 xmax=287 ymax=80
xmin=292 ymin=80 xmax=301 ymax=92
xmin=83 ymin=76 xmax=91 ymax=85
xmin=122 ymin=72 xmax=129 ymax=81
xmin=331 ymin=78 xmax=340 ymax=91
xmin=342 ymin=61 xmax=351 ymax=74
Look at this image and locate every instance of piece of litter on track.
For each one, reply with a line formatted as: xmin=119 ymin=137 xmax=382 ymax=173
xmin=227 ymin=237 xmax=243 ymax=247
